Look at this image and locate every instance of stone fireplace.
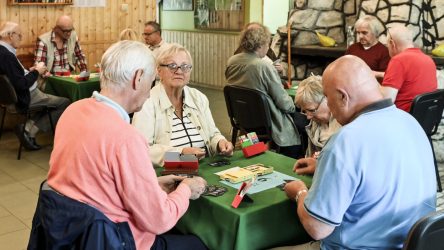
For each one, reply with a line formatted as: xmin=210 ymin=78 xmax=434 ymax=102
xmin=272 ymin=0 xmax=444 ymax=80
xmin=271 ymin=0 xmax=444 ymax=162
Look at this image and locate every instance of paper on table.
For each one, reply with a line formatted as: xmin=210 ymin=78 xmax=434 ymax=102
xmin=219 ymin=171 xmax=297 ymax=194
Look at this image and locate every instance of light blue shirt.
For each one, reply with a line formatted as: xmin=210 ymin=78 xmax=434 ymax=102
xmin=304 ymin=102 xmax=436 ymax=249
xmin=92 ymin=91 xmax=130 ymax=124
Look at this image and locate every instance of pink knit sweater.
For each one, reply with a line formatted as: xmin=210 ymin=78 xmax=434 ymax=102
xmin=48 ymin=98 xmax=191 ymax=249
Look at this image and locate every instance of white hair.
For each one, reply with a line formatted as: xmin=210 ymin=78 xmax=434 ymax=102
xmin=355 ymin=15 xmax=382 ymax=37
xmin=0 ymin=21 xmax=18 ymax=40
xmin=100 ymin=40 xmax=156 ymax=90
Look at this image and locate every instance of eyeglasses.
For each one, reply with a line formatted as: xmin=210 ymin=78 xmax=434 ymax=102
xmin=300 ymin=96 xmax=325 ymax=116
xmin=159 ymin=63 xmax=193 ymax=73
xmin=11 ymin=32 xmax=22 ymax=39
xmin=57 ymin=26 xmax=74 ymax=34
xmin=142 ymin=30 xmax=158 ymax=36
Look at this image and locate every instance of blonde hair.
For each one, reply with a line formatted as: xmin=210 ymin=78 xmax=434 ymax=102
xmin=295 ymin=75 xmax=324 ymax=107
xmin=0 ymin=21 xmax=18 ymax=39
xmin=118 ymin=28 xmax=139 ymax=41
xmin=156 ymin=43 xmax=193 ymax=68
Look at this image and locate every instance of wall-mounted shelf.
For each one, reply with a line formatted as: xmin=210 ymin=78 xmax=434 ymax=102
xmin=8 ymin=0 xmax=73 ymax=5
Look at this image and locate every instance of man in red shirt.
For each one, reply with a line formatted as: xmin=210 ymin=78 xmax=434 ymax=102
xmin=381 ymin=25 xmax=437 ymax=112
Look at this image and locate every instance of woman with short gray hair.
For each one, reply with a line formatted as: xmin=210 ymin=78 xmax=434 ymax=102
xmin=293 ymin=75 xmax=341 ymax=174
xmin=346 ymin=15 xmax=390 ymax=80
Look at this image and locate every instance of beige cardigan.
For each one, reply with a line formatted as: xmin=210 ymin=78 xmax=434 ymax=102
xmin=132 ymin=83 xmax=226 ymax=166
xmin=305 ymin=116 xmax=342 ymax=158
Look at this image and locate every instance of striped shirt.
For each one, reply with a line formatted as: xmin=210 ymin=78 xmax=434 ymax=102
xmin=170 ymin=110 xmax=205 ymax=150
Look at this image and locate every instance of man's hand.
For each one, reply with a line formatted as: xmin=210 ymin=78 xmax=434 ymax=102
xmin=218 ymin=139 xmax=234 ymax=156
xmin=42 ymin=71 xmax=52 ymax=78
xmin=284 ymin=180 xmax=308 ymax=202
xmin=293 ymin=157 xmax=317 ymax=175
xmin=157 ymin=175 xmax=186 ymax=193
xmin=181 ymin=176 xmax=207 ymax=200
xmin=31 ymin=62 xmax=47 ymax=75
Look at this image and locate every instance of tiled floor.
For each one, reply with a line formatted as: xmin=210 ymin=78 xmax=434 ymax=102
xmin=0 ymin=86 xmax=443 ymax=249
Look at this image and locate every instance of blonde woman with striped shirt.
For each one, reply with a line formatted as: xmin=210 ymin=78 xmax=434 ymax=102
xmin=132 ymin=43 xmax=233 ymax=166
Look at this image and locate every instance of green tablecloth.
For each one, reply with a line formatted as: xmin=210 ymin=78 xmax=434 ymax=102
xmin=165 ymin=151 xmax=312 ymax=250
xmin=45 ymin=76 xmax=100 ymax=102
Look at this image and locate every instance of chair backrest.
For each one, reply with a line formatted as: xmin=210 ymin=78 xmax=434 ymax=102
xmin=0 ymin=74 xmax=18 ymax=106
xmin=409 ymin=89 xmax=444 ymax=137
xmin=223 ymin=85 xmax=273 ymax=140
xmin=403 ymin=211 xmax=444 ymax=250
xmin=28 ymin=181 xmax=136 ymax=250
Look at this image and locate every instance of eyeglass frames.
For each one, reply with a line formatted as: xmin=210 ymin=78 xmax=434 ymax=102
xmin=57 ymin=26 xmax=74 ymax=34
xmin=300 ymin=96 xmax=325 ymax=116
xmin=11 ymin=32 xmax=22 ymax=39
xmin=159 ymin=63 xmax=193 ymax=73
xmin=142 ymin=30 xmax=158 ymax=36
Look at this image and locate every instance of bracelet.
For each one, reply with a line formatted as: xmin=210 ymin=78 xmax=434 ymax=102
xmin=295 ymin=189 xmax=308 ymax=204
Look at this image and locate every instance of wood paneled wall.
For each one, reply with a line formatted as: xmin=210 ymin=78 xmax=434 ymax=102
xmin=164 ymin=30 xmax=239 ymax=89
xmin=0 ymin=0 xmax=156 ymax=71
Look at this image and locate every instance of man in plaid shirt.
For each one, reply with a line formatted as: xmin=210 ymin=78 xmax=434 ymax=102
xmin=35 ymin=15 xmax=87 ymax=74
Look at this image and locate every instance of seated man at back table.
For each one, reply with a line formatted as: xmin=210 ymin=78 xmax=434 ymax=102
xmin=381 ymin=24 xmax=437 ymax=112
xmin=345 ymin=15 xmax=390 ymax=80
xmin=34 ymin=15 xmax=87 ymax=75
xmin=0 ymin=21 xmax=69 ymax=150
xmin=143 ymin=21 xmax=170 ymax=59
xmin=273 ymin=55 xmax=436 ymax=249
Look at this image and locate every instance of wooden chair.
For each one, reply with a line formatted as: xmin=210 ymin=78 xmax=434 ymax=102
xmin=17 ymin=53 xmax=35 ymax=69
xmin=403 ymin=211 xmax=444 ymax=250
xmin=0 ymin=74 xmax=55 ymax=159
xmin=409 ymin=89 xmax=444 ymax=192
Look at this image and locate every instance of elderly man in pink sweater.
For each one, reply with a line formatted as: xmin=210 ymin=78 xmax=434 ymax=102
xmin=46 ymin=40 xmax=207 ymax=249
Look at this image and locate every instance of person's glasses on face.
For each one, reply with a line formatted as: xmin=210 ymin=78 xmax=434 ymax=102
xmin=159 ymin=63 xmax=193 ymax=73
xmin=300 ymin=96 xmax=325 ymax=116
xmin=142 ymin=30 xmax=158 ymax=37
xmin=57 ymin=26 xmax=74 ymax=34
xmin=11 ymin=32 xmax=22 ymax=40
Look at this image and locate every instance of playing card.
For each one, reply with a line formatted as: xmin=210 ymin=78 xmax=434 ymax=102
xmin=202 ymin=185 xmax=228 ymax=197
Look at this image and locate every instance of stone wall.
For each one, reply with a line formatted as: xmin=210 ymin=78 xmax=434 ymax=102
xmin=273 ymin=0 xmax=444 ymax=162
xmin=273 ymin=0 xmax=444 ymax=80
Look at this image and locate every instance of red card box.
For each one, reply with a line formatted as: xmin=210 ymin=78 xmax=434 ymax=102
xmin=75 ymin=76 xmax=90 ymax=82
xmin=54 ymin=71 xmax=71 ymax=76
xmin=164 ymin=152 xmax=199 ymax=170
xmin=242 ymin=142 xmax=267 ymax=158
xmin=231 ymin=181 xmax=254 ymax=208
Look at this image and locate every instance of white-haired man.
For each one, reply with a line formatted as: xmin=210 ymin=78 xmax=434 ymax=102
xmin=381 ymin=24 xmax=437 ymax=112
xmin=41 ymin=41 xmax=208 ymax=250
xmin=0 ymin=21 xmax=69 ymax=150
